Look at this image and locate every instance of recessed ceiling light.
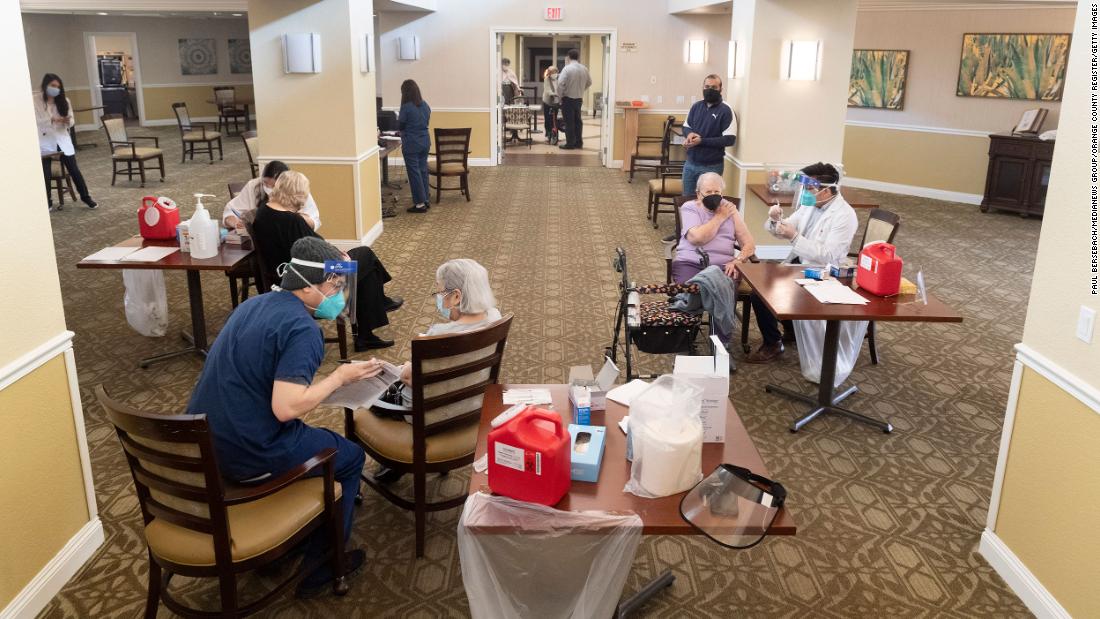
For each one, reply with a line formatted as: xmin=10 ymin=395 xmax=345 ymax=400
xmin=97 ymin=11 xmax=108 ymax=15
xmin=232 ymin=13 xmax=242 ymax=16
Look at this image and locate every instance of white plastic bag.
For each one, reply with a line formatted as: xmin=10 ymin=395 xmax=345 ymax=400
xmin=458 ymin=492 xmax=642 ymax=619
xmin=122 ymin=269 xmax=168 ymax=337
xmin=623 ymin=375 xmax=704 ymax=498
xmin=793 ymin=319 xmax=868 ymax=387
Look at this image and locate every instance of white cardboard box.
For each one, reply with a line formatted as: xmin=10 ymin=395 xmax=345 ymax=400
xmin=568 ymin=357 xmax=620 ymax=411
xmin=673 ymin=335 xmax=729 ymax=443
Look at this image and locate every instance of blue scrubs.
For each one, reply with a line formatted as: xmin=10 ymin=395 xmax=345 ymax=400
xmin=399 ymin=100 xmax=432 ymax=205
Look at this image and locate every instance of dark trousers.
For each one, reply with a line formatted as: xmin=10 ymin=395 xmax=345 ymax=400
xmin=41 ymin=152 xmax=91 ymax=203
xmin=542 ymin=102 xmax=560 ymax=141
xmin=561 ymin=96 xmax=583 ymax=148
xmin=403 ymin=148 xmax=430 ymax=206
xmin=347 ymin=245 xmax=391 ymax=334
xmin=750 ymin=293 xmax=794 ymax=346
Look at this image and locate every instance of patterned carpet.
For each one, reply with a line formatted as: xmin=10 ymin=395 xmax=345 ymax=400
xmin=39 ymin=125 xmax=1037 ymax=618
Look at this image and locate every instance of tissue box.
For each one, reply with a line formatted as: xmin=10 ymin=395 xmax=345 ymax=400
xmin=568 ymin=357 xmax=620 ymax=411
xmin=568 ymin=424 xmax=606 ymax=482
xmin=673 ymin=335 xmax=729 ymax=443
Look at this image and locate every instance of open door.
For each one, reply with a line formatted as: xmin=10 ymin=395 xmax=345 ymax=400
xmin=599 ymin=34 xmax=611 ymax=167
xmin=495 ymin=32 xmax=505 ymax=165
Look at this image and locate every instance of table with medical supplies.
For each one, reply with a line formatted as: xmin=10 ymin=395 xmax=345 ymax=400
xmin=467 ymin=384 xmax=796 ymax=613
xmin=77 ymin=236 xmax=253 ymax=368
xmin=737 ymin=262 xmax=962 ymax=433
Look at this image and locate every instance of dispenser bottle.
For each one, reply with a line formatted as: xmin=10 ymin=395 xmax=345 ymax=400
xmin=188 ymin=193 xmax=220 ymax=259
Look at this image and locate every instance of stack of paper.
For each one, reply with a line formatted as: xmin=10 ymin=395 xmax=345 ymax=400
xmin=121 ymin=246 xmax=181 ymax=263
xmin=605 ymin=379 xmax=650 ymax=406
xmin=802 ymin=280 xmax=869 ymax=305
xmin=322 ymin=361 xmax=403 ymax=409
xmin=502 ymin=388 xmax=553 ymax=405
xmin=83 ymin=246 xmax=139 ymax=262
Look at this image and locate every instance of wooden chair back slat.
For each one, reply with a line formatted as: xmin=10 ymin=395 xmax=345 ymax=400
xmin=434 ymin=128 xmax=471 ymax=167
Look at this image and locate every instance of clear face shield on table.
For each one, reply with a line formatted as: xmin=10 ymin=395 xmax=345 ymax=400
xmin=679 ymin=464 xmax=787 ymax=549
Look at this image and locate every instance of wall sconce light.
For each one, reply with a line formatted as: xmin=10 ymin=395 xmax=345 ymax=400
xmin=398 ymin=35 xmax=421 ymax=61
xmin=360 ymin=33 xmax=375 ymax=73
xmin=727 ymin=40 xmax=742 ymax=79
xmin=781 ymin=40 xmax=821 ymax=80
xmin=283 ymin=33 xmax=322 ymax=73
xmin=684 ymin=39 xmax=708 ymax=64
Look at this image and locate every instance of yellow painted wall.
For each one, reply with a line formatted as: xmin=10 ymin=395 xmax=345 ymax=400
xmin=611 ymin=111 xmax=685 ymax=163
xmin=994 ymin=368 xmax=1100 ymax=618
xmin=429 ymin=111 xmax=491 ymax=160
xmin=142 ymin=84 xmax=255 ymax=122
xmin=0 ymin=355 xmax=90 ymax=606
xmin=293 ymin=163 xmax=357 ymax=241
xmin=359 ymin=153 xmax=381 ymax=238
xmin=65 ymin=89 xmax=95 ymax=126
xmin=843 ymin=125 xmax=989 ymax=195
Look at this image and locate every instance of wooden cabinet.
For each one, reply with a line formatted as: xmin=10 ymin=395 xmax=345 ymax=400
xmin=981 ymin=132 xmax=1054 ymax=217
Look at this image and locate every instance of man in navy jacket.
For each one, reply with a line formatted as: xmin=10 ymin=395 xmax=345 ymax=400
xmin=682 ymin=74 xmax=738 ymax=196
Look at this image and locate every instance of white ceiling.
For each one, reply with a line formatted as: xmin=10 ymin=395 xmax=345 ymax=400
xmin=671 ymin=0 xmax=1075 ymax=13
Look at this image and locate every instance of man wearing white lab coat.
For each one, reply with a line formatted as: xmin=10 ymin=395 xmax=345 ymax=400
xmin=745 ymin=162 xmax=868 ymax=387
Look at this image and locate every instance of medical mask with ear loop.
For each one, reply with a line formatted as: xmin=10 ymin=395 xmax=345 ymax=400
xmin=702 ymin=88 xmax=722 ymax=104
xmin=701 ymin=194 xmax=723 ymax=211
xmin=276 ymin=258 xmax=358 ymax=321
xmin=46 ymin=86 xmax=61 ymax=98
xmin=436 ymin=290 xmax=456 ymax=320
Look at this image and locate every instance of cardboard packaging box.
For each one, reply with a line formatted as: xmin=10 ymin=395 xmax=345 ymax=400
xmin=672 ymin=335 xmax=729 ymax=443
xmin=567 ymin=424 xmax=606 ymax=482
xmin=568 ymin=357 xmax=619 ymax=411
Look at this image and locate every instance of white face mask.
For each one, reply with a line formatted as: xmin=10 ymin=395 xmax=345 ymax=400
xmin=262 ymin=185 xmax=273 ymax=196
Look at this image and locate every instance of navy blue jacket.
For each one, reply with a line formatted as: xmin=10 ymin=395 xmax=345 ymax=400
xmin=399 ymin=101 xmax=431 ymax=153
xmin=682 ymin=100 xmax=737 ymax=166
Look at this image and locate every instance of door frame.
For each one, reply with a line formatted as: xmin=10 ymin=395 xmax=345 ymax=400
xmin=82 ymin=31 xmax=146 ymax=128
xmin=488 ymin=26 xmax=617 ymax=168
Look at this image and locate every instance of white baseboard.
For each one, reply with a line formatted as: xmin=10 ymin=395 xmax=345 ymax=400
xmin=978 ymin=529 xmax=1071 ymax=619
xmin=361 ymin=220 xmax=383 ymax=246
xmin=844 ymin=176 xmax=983 ymax=206
xmin=73 ymin=123 xmax=98 ymax=133
xmin=0 ymin=518 xmax=104 ymax=619
xmin=610 ymin=159 xmax=623 ymax=168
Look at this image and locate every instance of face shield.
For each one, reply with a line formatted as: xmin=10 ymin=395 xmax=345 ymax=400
xmin=276 ymin=258 xmax=358 ymax=324
xmin=679 ymin=464 xmax=787 ymax=549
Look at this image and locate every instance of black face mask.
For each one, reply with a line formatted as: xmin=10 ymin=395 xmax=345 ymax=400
xmin=701 ymin=194 xmax=723 ymax=211
xmin=703 ymin=88 xmax=722 ymax=104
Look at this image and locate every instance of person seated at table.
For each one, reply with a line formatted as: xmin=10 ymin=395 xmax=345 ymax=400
xmin=187 ymin=236 xmax=382 ymax=598
xmin=671 ymin=172 xmax=755 ymax=348
xmin=745 ymin=163 xmax=866 ymax=380
xmin=222 ymin=160 xmax=321 ymax=231
xmin=252 ymin=171 xmax=400 ymax=350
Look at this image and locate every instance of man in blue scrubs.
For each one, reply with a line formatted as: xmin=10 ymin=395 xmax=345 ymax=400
xmin=187 ymin=237 xmax=383 ymax=597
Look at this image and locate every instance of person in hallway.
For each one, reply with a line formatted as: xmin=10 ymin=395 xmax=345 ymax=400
xmin=557 ymin=48 xmax=591 ymax=150
xmin=252 ymin=171 xmax=401 ymax=351
xmin=187 ymin=236 xmax=380 ymax=598
xmin=223 ymin=160 xmax=321 ymax=231
xmin=745 ymin=162 xmax=863 ymax=372
xmin=681 ymin=74 xmax=738 ymax=196
xmin=35 ymin=73 xmax=96 ymax=210
xmin=399 ymin=79 xmax=432 ymax=214
xmin=671 ymin=172 xmax=755 ymax=348
xmin=501 ymin=58 xmax=523 ymax=103
xmin=542 ymin=65 xmax=560 ymax=145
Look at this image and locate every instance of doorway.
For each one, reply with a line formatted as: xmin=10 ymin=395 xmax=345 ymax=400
xmin=490 ymin=27 xmax=614 ymax=168
xmin=83 ymin=32 xmax=145 ymax=127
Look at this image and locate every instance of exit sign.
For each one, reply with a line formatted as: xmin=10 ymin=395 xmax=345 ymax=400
xmin=545 ymin=6 xmax=563 ymax=20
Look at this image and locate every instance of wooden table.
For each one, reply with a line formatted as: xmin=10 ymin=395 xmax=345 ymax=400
xmin=71 ymin=105 xmax=104 ymax=150
xmin=468 ymin=384 xmax=795 ymax=613
xmin=77 ymin=236 xmax=253 ymax=368
xmin=738 ymin=262 xmax=962 ymax=433
xmin=617 ymin=104 xmax=648 ymax=172
xmin=205 ymin=97 xmax=253 ymax=132
xmin=747 ymin=183 xmax=878 ymax=210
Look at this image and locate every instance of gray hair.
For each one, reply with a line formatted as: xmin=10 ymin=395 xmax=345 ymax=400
xmin=437 ymin=259 xmax=496 ymax=314
xmin=696 ymin=172 xmax=725 ymax=194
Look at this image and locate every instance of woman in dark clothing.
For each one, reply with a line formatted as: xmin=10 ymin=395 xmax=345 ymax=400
xmin=398 ymin=79 xmax=432 ymax=213
xmin=252 ymin=170 xmax=399 ymax=350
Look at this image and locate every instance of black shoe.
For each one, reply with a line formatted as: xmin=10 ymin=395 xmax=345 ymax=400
xmin=81 ymin=196 xmax=98 ymax=209
xmin=781 ymin=330 xmax=796 ymax=345
xmin=295 ymin=549 xmax=366 ymax=599
xmin=662 ymin=234 xmax=676 ymax=242
xmin=354 ymin=334 xmax=394 ymax=351
xmin=257 ymin=541 xmax=307 ymax=579
xmin=558 ymin=144 xmax=577 ymax=150
xmin=406 ymin=203 xmax=429 ymax=213
xmin=383 ymin=296 xmax=404 ymax=312
xmin=372 ymin=466 xmax=405 ymax=486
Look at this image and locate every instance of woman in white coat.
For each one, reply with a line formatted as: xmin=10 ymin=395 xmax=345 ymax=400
xmin=36 ymin=74 xmax=96 ymax=210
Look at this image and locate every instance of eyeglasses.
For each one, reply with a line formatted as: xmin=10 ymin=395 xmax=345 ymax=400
xmin=679 ymin=464 xmax=787 ymax=549
xmin=429 ymin=288 xmax=455 ymax=298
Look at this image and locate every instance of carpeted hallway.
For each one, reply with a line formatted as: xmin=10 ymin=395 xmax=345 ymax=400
xmin=40 ymin=125 xmax=1037 ymax=618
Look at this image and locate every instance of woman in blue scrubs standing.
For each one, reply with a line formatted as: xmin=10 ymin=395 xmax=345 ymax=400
xmin=398 ymin=79 xmax=432 ymax=213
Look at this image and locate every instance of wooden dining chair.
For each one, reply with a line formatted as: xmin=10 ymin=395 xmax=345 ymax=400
xmin=98 ymin=385 xmax=348 ymax=618
xmin=214 ymin=86 xmax=248 ymax=136
xmin=224 ymin=181 xmax=258 ymax=307
xmin=242 ymin=130 xmax=259 ymax=178
xmin=630 ymin=115 xmax=674 ymax=183
xmin=102 ymin=114 xmax=165 ymax=188
xmin=850 ymin=208 xmax=902 ymax=365
xmin=428 ymin=127 xmax=472 ymax=204
xmin=42 ymin=153 xmax=76 ymax=207
xmin=503 ymin=106 xmax=533 ymax=148
xmin=172 ymin=102 xmax=223 ymax=164
xmin=344 ymin=315 xmax=513 ymax=557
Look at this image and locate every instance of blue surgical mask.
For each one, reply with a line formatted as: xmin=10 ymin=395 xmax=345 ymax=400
xmin=800 ymin=190 xmax=817 ymax=207
xmin=436 ymin=290 xmax=454 ymax=320
xmin=312 ymin=288 xmax=347 ymax=320
xmin=46 ymin=86 xmax=61 ymax=98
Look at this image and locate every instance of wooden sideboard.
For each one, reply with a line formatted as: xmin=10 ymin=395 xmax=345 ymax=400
xmin=981 ymin=132 xmax=1054 ymax=217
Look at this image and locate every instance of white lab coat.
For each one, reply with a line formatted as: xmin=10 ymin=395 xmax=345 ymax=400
xmin=766 ymin=193 xmax=868 ymax=387
xmin=35 ymin=96 xmax=75 ymax=156
xmin=222 ymin=177 xmax=323 ymax=231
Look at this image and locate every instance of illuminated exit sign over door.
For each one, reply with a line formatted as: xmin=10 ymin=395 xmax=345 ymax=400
xmin=545 ymin=6 xmax=563 ymax=21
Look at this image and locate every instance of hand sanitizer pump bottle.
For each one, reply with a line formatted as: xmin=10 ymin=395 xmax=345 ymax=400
xmin=188 ymin=193 xmax=220 ymax=259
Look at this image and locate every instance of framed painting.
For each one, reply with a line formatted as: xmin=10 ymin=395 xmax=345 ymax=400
xmin=848 ymin=49 xmax=910 ymax=110
xmin=179 ymin=38 xmax=217 ymax=75
xmin=956 ymin=33 xmax=1071 ymax=100
xmin=228 ymin=38 xmax=252 ymax=74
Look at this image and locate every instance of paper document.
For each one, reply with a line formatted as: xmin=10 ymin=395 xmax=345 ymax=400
xmin=618 ymin=416 xmax=630 ymax=435
xmin=606 ymin=379 xmax=650 ymax=407
xmin=84 ymin=246 xmax=139 ymax=262
xmin=473 ymin=453 xmax=489 ymax=474
xmin=502 ymin=388 xmax=553 ymax=405
xmin=121 ymin=246 xmax=180 ymax=263
xmin=322 ymin=361 xmax=403 ymax=409
xmin=803 ymin=280 xmax=869 ymax=305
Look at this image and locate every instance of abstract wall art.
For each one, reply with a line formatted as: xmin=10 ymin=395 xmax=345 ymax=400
xmin=848 ymin=49 xmax=910 ymax=110
xmin=178 ymin=38 xmax=217 ymax=75
xmin=956 ymin=33 xmax=1070 ymax=101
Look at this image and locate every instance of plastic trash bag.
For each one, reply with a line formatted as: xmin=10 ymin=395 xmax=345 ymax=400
xmin=458 ymin=492 xmax=642 ymax=619
xmin=122 ymin=269 xmax=168 ymax=337
xmin=623 ymin=375 xmax=704 ymax=498
xmin=793 ymin=319 xmax=868 ymax=387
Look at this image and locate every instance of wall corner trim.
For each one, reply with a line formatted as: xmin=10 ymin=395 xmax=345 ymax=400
xmin=978 ymin=529 xmax=1072 ymax=619
xmin=362 ymin=220 xmax=384 ymax=247
xmin=0 ymin=518 xmax=104 ymax=619
xmin=0 ymin=330 xmax=75 ymax=392
xmin=1014 ymin=343 xmax=1100 ymax=416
